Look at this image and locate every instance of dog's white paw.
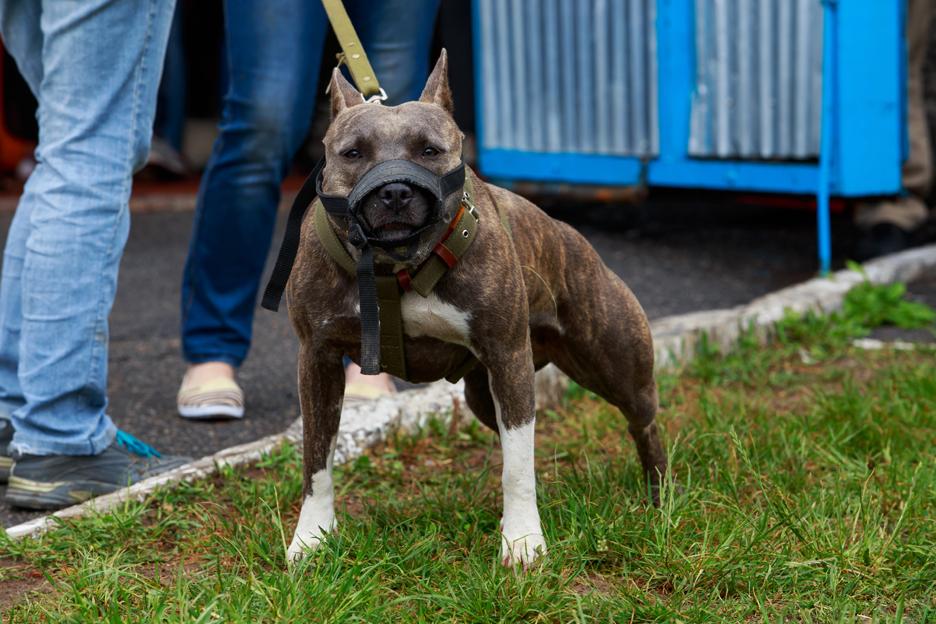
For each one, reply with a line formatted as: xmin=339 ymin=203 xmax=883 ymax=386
xmin=287 ymin=496 xmax=336 ymax=565
xmin=500 ymin=530 xmax=547 ymax=568
xmin=286 ymin=518 xmax=335 ymax=564
xmin=286 ymin=525 xmax=334 ymax=564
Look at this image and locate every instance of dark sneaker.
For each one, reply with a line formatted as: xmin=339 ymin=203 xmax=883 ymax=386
xmin=0 ymin=418 xmax=12 ymax=484
xmin=5 ymin=430 xmax=190 ymax=510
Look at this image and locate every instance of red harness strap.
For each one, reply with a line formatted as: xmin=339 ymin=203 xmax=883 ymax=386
xmin=396 ymin=268 xmax=413 ymax=292
xmin=395 ymin=204 xmax=467 ymax=291
xmin=432 ymin=242 xmax=458 ymax=268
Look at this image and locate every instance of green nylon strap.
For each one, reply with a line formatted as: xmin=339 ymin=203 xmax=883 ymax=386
xmin=313 ymin=199 xmax=357 ymax=276
xmin=375 ymin=276 xmax=407 ymax=378
xmin=313 ymin=202 xmax=406 ymax=377
xmin=409 ymin=200 xmax=480 ymax=296
xmin=320 ymin=0 xmax=383 ymax=99
xmin=314 ymin=190 xmax=481 ymax=296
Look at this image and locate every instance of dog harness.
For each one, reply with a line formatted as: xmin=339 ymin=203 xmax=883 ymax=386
xmin=262 ymin=161 xmax=507 ymax=383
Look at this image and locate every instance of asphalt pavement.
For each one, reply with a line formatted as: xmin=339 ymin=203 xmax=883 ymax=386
xmin=0 ymin=190 xmax=914 ymax=528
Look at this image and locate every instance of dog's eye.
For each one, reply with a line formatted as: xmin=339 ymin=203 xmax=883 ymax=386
xmin=422 ymin=146 xmax=441 ymax=157
xmin=342 ymin=148 xmax=362 ymax=160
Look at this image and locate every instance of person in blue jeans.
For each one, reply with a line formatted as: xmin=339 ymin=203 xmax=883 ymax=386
xmin=0 ymin=0 xmax=189 ymax=510
xmin=177 ymin=0 xmax=442 ymax=419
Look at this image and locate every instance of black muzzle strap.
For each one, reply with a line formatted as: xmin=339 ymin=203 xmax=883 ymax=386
xmin=261 ymin=158 xmax=325 ymax=312
xmin=317 ymin=160 xmax=466 ymax=249
xmin=318 ymin=159 xmax=465 ymax=214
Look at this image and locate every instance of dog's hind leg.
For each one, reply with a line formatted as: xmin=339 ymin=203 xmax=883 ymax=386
xmin=552 ymin=278 xmax=668 ymax=506
xmin=624 ymin=394 xmax=668 ymax=508
xmin=555 ymin=350 xmax=667 ymax=505
xmin=287 ymin=345 xmax=345 ymax=564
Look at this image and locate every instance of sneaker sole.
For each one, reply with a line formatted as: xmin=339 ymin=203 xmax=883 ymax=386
xmin=4 ymin=475 xmax=122 ymax=510
xmin=0 ymin=455 xmax=11 ymax=484
xmin=178 ymin=404 xmax=244 ymax=420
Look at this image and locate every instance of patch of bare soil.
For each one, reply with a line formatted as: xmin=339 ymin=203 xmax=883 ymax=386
xmin=138 ymin=556 xmax=209 ymax=587
xmin=569 ymin=572 xmax=616 ymax=596
xmin=0 ymin=558 xmax=50 ymax=611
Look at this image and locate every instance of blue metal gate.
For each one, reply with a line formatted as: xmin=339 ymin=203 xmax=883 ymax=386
xmin=473 ymin=0 xmax=907 ymax=271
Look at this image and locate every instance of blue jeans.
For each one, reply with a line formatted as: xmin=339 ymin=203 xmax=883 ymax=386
xmin=155 ymin=4 xmax=187 ymax=152
xmin=181 ymin=0 xmax=441 ymax=368
xmin=0 ymin=0 xmax=175 ymax=455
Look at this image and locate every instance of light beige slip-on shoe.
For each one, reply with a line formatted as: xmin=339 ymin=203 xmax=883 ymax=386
xmin=343 ymin=381 xmax=394 ymax=403
xmin=177 ymin=376 xmax=245 ymax=420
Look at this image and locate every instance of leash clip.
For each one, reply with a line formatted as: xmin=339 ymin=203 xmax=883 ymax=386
xmin=366 ymin=88 xmax=388 ymax=104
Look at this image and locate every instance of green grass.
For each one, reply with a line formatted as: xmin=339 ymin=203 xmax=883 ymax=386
xmin=2 ymin=282 xmax=936 ymax=622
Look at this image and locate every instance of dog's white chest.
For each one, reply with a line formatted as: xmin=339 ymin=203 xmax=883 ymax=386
xmin=401 ymin=292 xmax=472 ymax=347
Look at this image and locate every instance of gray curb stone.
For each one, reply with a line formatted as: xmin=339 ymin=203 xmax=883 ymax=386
xmin=651 ymin=243 xmax=936 ymax=367
xmin=6 ymin=243 xmax=936 ymax=541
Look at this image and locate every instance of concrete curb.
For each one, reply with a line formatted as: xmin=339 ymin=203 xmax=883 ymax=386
xmin=6 ymin=243 xmax=936 ymax=540
xmin=650 ymin=243 xmax=936 ymax=367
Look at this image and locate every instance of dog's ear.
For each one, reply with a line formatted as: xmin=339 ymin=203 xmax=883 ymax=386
xmin=419 ymin=49 xmax=453 ymax=114
xmin=329 ymin=68 xmax=365 ymax=119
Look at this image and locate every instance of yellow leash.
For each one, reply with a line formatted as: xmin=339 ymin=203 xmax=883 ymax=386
xmin=320 ymin=0 xmax=386 ymax=101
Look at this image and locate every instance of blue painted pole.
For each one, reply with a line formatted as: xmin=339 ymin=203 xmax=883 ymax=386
xmin=817 ymin=0 xmax=838 ymax=276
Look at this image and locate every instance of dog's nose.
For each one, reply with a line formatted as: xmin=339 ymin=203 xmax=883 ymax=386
xmin=378 ymin=183 xmax=414 ymax=211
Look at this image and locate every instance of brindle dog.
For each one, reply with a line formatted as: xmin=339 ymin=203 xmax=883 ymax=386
xmin=286 ymin=51 xmax=667 ymax=567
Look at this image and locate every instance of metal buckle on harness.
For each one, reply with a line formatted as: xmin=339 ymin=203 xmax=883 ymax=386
xmin=463 ymin=191 xmax=478 ymax=221
xmin=366 ymin=88 xmax=388 ymax=104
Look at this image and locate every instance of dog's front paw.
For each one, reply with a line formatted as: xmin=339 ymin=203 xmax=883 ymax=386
xmin=500 ymin=530 xmax=547 ymax=568
xmin=286 ymin=504 xmax=336 ymax=565
xmin=286 ymin=528 xmax=332 ymax=564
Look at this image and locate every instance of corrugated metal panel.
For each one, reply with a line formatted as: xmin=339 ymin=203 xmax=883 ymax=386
xmin=478 ymin=0 xmax=658 ymax=157
xmin=689 ymin=0 xmax=824 ymax=160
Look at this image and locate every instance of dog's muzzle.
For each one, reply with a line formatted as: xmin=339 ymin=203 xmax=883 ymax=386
xmin=317 ymin=159 xmax=465 ymax=255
